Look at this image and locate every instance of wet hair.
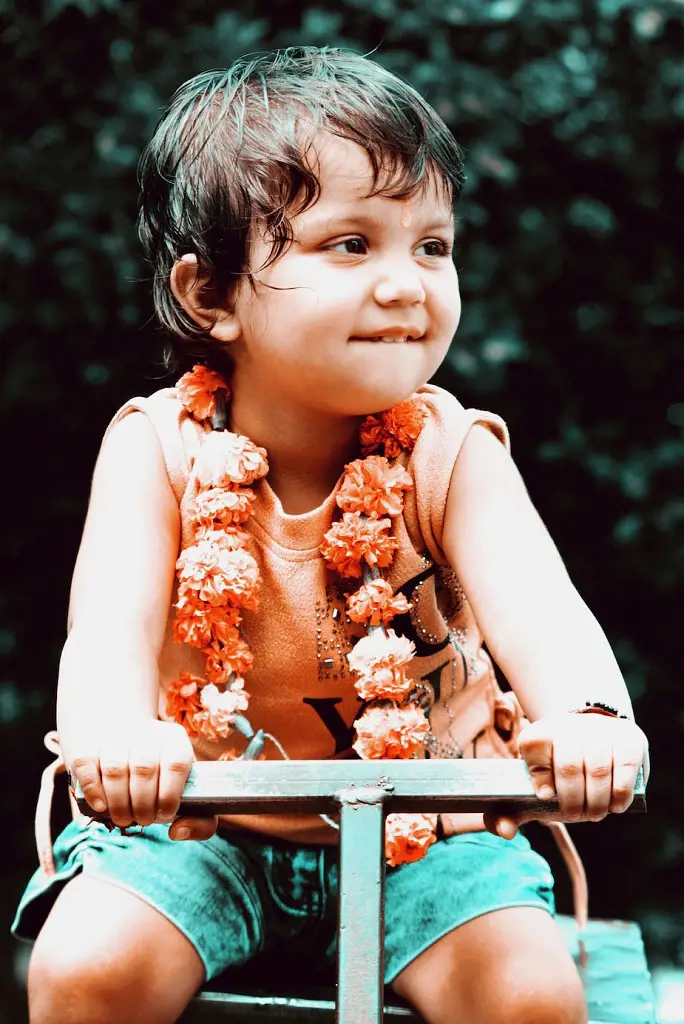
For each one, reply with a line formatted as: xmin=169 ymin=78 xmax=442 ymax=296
xmin=137 ymin=45 xmax=465 ymax=376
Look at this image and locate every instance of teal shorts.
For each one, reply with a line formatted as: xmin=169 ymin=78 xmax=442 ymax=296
xmin=12 ymin=819 xmax=555 ymax=984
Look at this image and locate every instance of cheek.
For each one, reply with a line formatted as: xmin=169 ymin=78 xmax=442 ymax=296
xmin=440 ymin=273 xmax=461 ymax=332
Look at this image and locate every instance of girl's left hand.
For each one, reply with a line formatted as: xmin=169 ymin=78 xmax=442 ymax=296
xmin=484 ymin=712 xmax=650 ymax=841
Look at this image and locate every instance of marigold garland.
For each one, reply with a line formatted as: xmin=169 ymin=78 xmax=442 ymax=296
xmin=168 ymin=364 xmax=436 ymax=866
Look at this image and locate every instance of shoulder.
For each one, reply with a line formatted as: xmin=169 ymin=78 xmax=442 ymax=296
xmin=101 ymin=386 xmax=205 ymax=504
xmin=403 ymin=385 xmax=510 ymax=562
xmin=415 ymin=384 xmax=510 ymax=453
xmin=104 ymin=386 xmax=184 ymax=434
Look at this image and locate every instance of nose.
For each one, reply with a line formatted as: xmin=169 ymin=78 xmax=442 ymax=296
xmin=373 ymin=259 xmax=426 ymax=306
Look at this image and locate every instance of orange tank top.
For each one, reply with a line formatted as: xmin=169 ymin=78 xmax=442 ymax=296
xmin=101 ymin=382 xmax=523 ymax=843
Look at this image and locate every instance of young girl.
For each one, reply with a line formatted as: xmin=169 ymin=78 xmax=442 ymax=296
xmin=14 ymin=46 xmax=648 ymax=1024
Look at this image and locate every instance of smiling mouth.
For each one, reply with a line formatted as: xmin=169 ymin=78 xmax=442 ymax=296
xmin=350 ymin=336 xmax=420 ymax=343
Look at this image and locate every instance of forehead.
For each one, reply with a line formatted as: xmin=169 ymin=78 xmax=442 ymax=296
xmin=301 ymin=131 xmax=453 ymax=224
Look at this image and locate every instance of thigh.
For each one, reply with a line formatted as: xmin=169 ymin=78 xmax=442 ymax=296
xmin=28 ymin=874 xmax=204 ymax=1024
xmin=383 ymin=829 xmax=555 ymax=985
xmin=392 ymin=906 xmax=586 ymax=1024
xmin=15 ymin=820 xmax=267 ymax=983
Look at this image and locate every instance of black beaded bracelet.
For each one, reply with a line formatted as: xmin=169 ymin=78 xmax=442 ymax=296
xmin=571 ymin=701 xmax=630 ymax=720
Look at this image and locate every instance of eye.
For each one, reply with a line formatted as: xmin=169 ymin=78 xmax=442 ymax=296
xmin=329 ymin=237 xmax=368 ymax=255
xmin=420 ymin=239 xmax=454 ymax=258
xmin=328 ymin=236 xmax=454 ymax=257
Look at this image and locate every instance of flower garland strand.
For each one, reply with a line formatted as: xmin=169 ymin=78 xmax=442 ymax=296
xmin=320 ymin=432 xmax=437 ymax=867
xmin=167 ymin=365 xmax=436 ymax=866
xmin=165 ymin=365 xmax=268 ymax=743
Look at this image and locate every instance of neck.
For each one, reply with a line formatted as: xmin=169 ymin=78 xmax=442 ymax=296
xmin=230 ymin=390 xmax=363 ymax=514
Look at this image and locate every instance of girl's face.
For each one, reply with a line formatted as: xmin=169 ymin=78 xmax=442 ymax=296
xmin=228 ymin=132 xmax=461 ymax=418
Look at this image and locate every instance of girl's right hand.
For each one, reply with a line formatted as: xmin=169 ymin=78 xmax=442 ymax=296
xmin=68 ymin=719 xmax=218 ymax=841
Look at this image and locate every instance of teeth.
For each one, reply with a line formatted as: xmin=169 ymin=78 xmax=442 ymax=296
xmin=372 ymin=336 xmax=408 ymax=343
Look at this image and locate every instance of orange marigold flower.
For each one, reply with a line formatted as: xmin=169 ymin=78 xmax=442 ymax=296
xmin=166 ymin=673 xmax=204 ymax=729
xmin=173 ymin=595 xmax=241 ymax=648
xmin=347 ymin=579 xmax=410 ymax=627
xmin=348 ymin=630 xmax=415 ymax=701
xmin=204 ymin=635 xmax=254 ymax=684
xmin=360 ymin=398 xmax=426 ymax=458
xmin=353 ymin=704 xmax=429 ymax=759
xmin=385 ymin=813 xmax=438 ymax=867
xmin=195 ymin=432 xmax=269 ymax=489
xmin=337 ymin=456 xmax=413 ymax=518
xmin=193 ymin=487 xmax=257 ymax=528
xmin=187 ymin=681 xmax=249 ymax=741
xmin=176 ymin=365 xmax=230 ymax=421
xmin=320 ymin=513 xmax=398 ymax=579
xmin=177 ymin=541 xmax=260 ymax=610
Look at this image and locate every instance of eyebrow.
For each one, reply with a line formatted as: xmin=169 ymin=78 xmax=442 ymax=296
xmin=302 ymin=211 xmax=456 ymax=234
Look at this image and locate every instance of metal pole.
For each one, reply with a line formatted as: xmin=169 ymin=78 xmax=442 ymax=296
xmin=336 ymin=785 xmax=388 ymax=1024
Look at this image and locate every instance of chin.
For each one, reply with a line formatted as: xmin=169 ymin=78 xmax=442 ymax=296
xmin=340 ymin=380 xmax=429 ymax=417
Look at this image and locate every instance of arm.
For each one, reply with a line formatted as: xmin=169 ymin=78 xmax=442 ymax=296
xmin=442 ymin=425 xmax=648 ymax=835
xmin=57 ymin=411 xmax=215 ymax=839
xmin=442 ymin=425 xmax=632 ymax=720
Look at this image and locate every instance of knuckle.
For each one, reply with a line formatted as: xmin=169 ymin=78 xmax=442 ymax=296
xmin=132 ymin=809 xmax=156 ymax=827
xmin=611 ymin=788 xmax=635 ymax=812
xmin=612 ymin=780 xmax=635 ymax=800
xmin=556 ymin=761 xmax=583 ymax=781
xmin=77 ymin=775 xmax=102 ymax=794
xmin=166 ymin=758 xmax=191 ymax=777
xmin=100 ymin=763 xmax=128 ymax=781
xmin=130 ymin=762 xmax=158 ymax=780
xmin=157 ymin=799 xmax=180 ymax=822
xmin=108 ymin=810 xmax=133 ymax=828
xmin=586 ymin=762 xmax=612 ymax=780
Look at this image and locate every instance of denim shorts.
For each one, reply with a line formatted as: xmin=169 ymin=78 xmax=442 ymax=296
xmin=12 ymin=819 xmax=555 ymax=984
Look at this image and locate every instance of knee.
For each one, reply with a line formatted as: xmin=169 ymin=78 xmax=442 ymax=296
xmin=28 ymin=940 xmax=146 ymax=1024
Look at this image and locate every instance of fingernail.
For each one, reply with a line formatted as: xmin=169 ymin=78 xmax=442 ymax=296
xmin=91 ymin=798 xmax=106 ymax=813
xmin=539 ymin=786 xmax=555 ymax=801
xmin=172 ymin=826 xmax=191 ymax=841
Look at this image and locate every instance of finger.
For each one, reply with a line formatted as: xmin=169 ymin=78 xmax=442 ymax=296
xmin=550 ymin=731 xmax=585 ymax=822
xmin=483 ymin=813 xmax=520 ymax=840
xmin=518 ymin=722 xmax=556 ymax=800
xmin=70 ymin=755 xmax=107 ymax=814
xmin=610 ymin=740 xmax=642 ymax=814
xmin=157 ymin=729 xmax=194 ymax=822
xmin=643 ymin=741 xmax=651 ymax=786
xmin=99 ymin=746 xmax=133 ymax=827
xmin=169 ymin=816 xmax=219 ymax=842
xmin=583 ymin=737 xmax=613 ymax=822
xmin=127 ymin=742 xmax=160 ymax=827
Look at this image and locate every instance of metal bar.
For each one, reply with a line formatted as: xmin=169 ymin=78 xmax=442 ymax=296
xmin=75 ymin=759 xmax=647 ymax=818
xmin=335 ymin=786 xmax=387 ymax=1024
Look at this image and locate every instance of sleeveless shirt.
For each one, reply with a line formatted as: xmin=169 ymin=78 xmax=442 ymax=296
xmin=101 ymin=383 xmax=522 ymax=843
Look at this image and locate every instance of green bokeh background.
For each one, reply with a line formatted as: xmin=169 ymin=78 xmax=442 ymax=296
xmin=2 ymin=0 xmax=684 ymax=1017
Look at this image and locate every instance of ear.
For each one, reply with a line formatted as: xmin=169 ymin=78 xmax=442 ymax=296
xmin=170 ymin=254 xmax=241 ymax=343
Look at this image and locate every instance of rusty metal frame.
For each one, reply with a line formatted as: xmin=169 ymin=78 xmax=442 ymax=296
xmin=76 ymin=760 xmax=646 ymax=1024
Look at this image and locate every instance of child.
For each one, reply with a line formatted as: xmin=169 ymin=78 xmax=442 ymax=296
xmin=14 ymin=46 xmax=648 ymax=1024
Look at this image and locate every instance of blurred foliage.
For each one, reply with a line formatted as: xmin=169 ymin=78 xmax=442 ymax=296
xmin=2 ymin=0 xmax=684 ymax=1013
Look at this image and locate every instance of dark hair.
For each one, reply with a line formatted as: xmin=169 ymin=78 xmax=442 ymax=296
xmin=137 ymin=45 xmax=465 ymax=376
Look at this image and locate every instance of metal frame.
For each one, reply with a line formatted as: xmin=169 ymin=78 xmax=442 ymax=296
xmin=77 ymin=759 xmax=646 ymax=1024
